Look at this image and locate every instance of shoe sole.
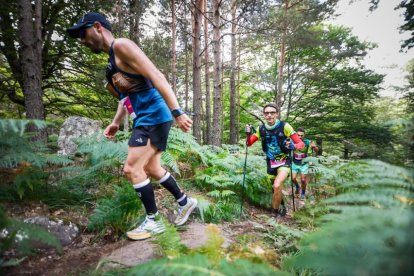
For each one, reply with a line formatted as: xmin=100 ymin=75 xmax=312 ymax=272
xmin=127 ymin=228 xmax=165 ymax=240
xmin=175 ymin=198 xmax=198 ymax=226
xmin=127 ymin=232 xmax=152 ymax=240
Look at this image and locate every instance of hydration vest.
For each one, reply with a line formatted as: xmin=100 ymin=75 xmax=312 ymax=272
xmin=259 ymin=122 xmax=290 ymax=158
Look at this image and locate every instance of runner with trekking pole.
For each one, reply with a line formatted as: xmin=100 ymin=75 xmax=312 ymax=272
xmin=245 ymin=103 xmax=304 ymax=219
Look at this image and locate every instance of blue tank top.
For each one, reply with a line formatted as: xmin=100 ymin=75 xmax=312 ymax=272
xmin=105 ymin=41 xmax=173 ymax=126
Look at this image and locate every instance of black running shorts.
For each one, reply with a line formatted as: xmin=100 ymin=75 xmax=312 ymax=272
xmin=266 ymin=157 xmax=291 ymax=175
xmin=128 ymin=121 xmax=173 ymax=151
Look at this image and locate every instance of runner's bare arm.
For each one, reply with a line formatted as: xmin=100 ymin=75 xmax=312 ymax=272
xmin=112 ymin=39 xmax=192 ymax=131
xmin=310 ymin=141 xmax=319 ymax=153
xmin=112 ymin=101 xmax=126 ymax=126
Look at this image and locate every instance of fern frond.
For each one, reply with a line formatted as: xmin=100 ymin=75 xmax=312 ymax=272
xmin=114 ymin=254 xmax=282 ymax=276
xmin=88 ymin=184 xmax=142 ymax=236
xmin=0 ymin=119 xmax=46 ymax=136
xmin=161 ymin=151 xmax=180 ymax=175
xmin=195 ymin=198 xmax=211 ymax=223
xmin=285 ymin=160 xmax=414 ymax=275
xmin=151 ymin=222 xmax=187 ymax=258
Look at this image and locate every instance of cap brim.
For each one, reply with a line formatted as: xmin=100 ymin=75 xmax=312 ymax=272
xmin=66 ymin=22 xmax=88 ymax=38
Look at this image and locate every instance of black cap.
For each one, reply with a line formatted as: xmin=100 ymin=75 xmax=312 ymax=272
xmin=66 ymin=12 xmax=112 ymax=38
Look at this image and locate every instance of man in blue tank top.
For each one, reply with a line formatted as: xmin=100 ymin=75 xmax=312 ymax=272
xmin=67 ymin=12 xmax=198 ymax=241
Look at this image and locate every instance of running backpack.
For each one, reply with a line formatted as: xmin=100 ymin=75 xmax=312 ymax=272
xmin=259 ymin=122 xmax=289 ymax=156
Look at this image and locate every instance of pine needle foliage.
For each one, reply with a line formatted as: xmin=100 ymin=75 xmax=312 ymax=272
xmin=284 ymin=160 xmax=414 ymax=275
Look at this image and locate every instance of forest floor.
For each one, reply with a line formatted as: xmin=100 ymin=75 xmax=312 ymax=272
xmin=4 ymin=188 xmax=305 ymax=276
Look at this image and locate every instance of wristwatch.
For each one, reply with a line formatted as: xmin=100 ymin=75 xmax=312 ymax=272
xmin=171 ymin=108 xmax=185 ymax=118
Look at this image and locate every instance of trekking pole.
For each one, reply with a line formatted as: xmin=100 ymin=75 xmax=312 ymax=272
xmin=240 ymin=126 xmax=250 ymax=218
xmin=289 ymin=148 xmax=296 ymax=212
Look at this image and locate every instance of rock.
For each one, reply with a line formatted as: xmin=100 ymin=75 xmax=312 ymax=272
xmin=103 ymin=222 xmax=233 ymax=269
xmin=23 ymin=216 xmax=79 ymax=247
xmin=57 ymin=116 xmax=101 ymax=155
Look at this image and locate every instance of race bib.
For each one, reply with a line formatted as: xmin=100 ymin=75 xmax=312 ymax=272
xmin=120 ymin=97 xmax=137 ymax=119
xmin=294 ymin=153 xmax=306 ymax=160
xmin=270 ymin=159 xmax=286 ymax=168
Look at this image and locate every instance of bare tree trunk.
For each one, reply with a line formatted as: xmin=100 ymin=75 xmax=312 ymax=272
xmin=212 ymin=0 xmax=222 ymax=146
xmin=204 ymin=0 xmax=212 ymax=145
xmin=192 ymin=0 xmax=203 ymax=142
xmin=285 ymin=57 xmax=292 ymax=120
xmin=171 ymin=0 xmax=177 ymax=94
xmin=237 ymin=34 xmax=241 ymax=142
xmin=221 ymin=44 xmax=224 ymax=143
xmin=18 ymin=0 xmax=46 ymax=140
xmin=185 ymin=41 xmax=189 ymax=111
xmin=229 ymin=0 xmax=237 ymax=144
xmin=113 ymin=0 xmax=125 ymax=37
xmin=183 ymin=2 xmax=189 ymax=111
xmin=276 ymin=0 xmax=289 ymax=110
xmin=316 ymin=137 xmax=323 ymax=156
xmin=129 ymin=0 xmax=141 ymax=45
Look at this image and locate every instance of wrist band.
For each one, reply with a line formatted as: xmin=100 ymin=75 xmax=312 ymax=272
xmin=171 ymin=108 xmax=185 ymax=118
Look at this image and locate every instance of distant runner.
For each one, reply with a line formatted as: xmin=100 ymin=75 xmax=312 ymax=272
xmin=245 ymin=103 xmax=304 ymax=218
xmin=291 ymin=127 xmax=318 ymax=200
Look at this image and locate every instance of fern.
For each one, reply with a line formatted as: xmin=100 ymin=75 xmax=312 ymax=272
xmin=161 ymin=151 xmax=180 ymax=175
xmin=284 ymin=160 xmax=414 ymax=275
xmin=0 ymin=119 xmax=73 ymax=199
xmin=108 ymin=254 xmax=285 ymax=276
xmin=0 ymin=207 xmax=62 ymax=270
xmin=195 ymin=198 xmax=212 ymax=223
xmin=87 ymin=183 xmax=142 ymax=237
xmin=264 ymin=220 xmax=305 ymax=255
xmin=194 ymin=224 xmax=225 ymax=265
xmin=151 ymin=221 xmax=188 ymax=258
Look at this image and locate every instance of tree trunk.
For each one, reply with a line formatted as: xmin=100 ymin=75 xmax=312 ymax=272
xmin=229 ymin=0 xmax=238 ymax=144
xmin=204 ymin=0 xmax=211 ymax=145
xmin=171 ymin=0 xmax=177 ymax=94
xmin=114 ymin=0 xmax=125 ymax=37
xmin=237 ymin=34 xmax=241 ymax=142
xmin=212 ymin=0 xmax=222 ymax=146
xmin=276 ymin=0 xmax=289 ymax=111
xmin=192 ymin=0 xmax=203 ymax=142
xmin=285 ymin=58 xmax=292 ymax=120
xmin=129 ymin=0 xmax=141 ymax=45
xmin=183 ymin=3 xmax=189 ymax=111
xmin=18 ymin=0 xmax=46 ymax=140
xmin=316 ymin=137 xmax=323 ymax=156
xmin=221 ymin=44 xmax=224 ymax=143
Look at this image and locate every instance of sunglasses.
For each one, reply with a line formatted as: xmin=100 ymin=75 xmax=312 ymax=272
xmin=264 ymin=111 xmax=277 ymax=116
xmin=298 ymin=134 xmax=304 ymax=137
xmin=79 ymin=23 xmax=94 ymax=39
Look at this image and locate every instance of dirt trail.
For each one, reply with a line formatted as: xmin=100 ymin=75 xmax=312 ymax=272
xmin=5 ymin=190 xmax=306 ymax=275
